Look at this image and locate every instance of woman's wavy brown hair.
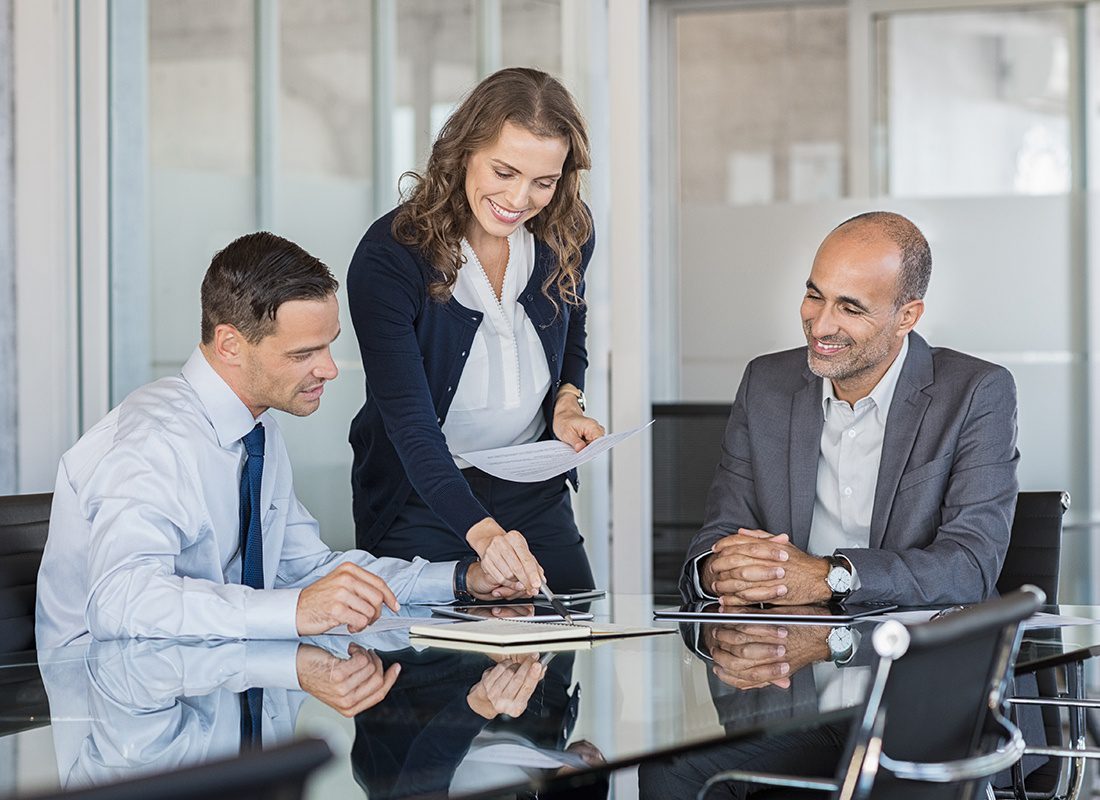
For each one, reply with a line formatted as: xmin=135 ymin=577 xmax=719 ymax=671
xmin=392 ymin=67 xmax=592 ymax=308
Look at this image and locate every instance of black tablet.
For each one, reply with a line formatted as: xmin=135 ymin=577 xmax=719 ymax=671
xmin=653 ymin=601 xmax=897 ymax=624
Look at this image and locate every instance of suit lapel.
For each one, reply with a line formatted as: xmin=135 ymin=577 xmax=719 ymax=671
xmin=789 ymin=368 xmax=824 ymax=549
xmin=870 ymin=333 xmax=934 ymax=548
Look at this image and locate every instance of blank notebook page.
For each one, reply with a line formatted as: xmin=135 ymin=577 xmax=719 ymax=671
xmin=409 ymin=619 xmax=590 ymax=645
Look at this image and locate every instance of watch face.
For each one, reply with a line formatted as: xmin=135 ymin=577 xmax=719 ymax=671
xmin=828 ymin=626 xmax=854 ymax=655
xmin=827 ymin=565 xmax=852 ymax=593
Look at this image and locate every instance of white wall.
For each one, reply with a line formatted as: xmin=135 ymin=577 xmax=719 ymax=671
xmin=676 ymin=194 xmax=1090 ymax=600
xmin=0 ymin=0 xmax=16 ymax=494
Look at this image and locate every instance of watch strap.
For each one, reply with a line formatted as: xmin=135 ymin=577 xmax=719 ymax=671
xmin=453 ymin=554 xmax=480 ymax=602
xmin=558 ymin=386 xmax=586 ymax=412
xmin=825 ymin=555 xmax=853 ymax=603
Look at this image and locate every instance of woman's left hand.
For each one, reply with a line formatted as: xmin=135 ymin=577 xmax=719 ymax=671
xmin=553 ymin=402 xmax=605 ymax=453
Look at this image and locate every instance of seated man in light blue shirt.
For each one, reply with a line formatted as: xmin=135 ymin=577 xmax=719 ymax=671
xmin=681 ymin=211 xmax=1019 ymax=612
xmin=37 ymin=232 xmax=526 ymax=647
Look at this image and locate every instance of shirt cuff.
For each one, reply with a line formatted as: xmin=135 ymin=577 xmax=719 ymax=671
xmin=692 ymin=623 xmax=713 ymax=662
xmin=243 ymin=640 xmax=302 ymax=690
xmin=834 ymin=552 xmax=861 ymax=592
xmin=244 ymin=587 xmax=302 ymax=640
xmin=413 ymin=559 xmax=460 ymax=605
xmin=692 ymin=551 xmax=718 ymax=601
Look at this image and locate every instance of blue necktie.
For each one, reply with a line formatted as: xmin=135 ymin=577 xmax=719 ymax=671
xmin=239 ymin=423 xmax=265 ymax=590
xmin=239 ymin=423 xmax=265 ymax=750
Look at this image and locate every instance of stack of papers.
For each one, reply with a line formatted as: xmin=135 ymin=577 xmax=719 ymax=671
xmin=409 ymin=618 xmax=675 ymax=654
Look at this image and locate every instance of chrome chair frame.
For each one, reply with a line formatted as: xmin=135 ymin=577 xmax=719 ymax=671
xmin=696 ymin=588 xmax=1042 ymax=800
xmin=993 ymin=491 xmax=1100 ymax=800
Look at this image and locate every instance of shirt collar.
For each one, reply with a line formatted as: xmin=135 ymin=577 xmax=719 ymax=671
xmin=820 ymin=334 xmax=910 ymax=425
xmin=181 ymin=347 xmax=261 ymax=449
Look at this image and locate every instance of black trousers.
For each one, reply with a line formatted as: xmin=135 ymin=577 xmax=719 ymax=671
xmin=638 ymin=723 xmax=850 ymax=800
xmin=372 ymin=468 xmax=596 ymax=591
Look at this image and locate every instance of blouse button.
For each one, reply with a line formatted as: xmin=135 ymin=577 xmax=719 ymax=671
xmin=436 ymin=417 xmax=442 ymax=424
xmin=447 ymin=386 xmax=453 ymax=392
xmin=461 ymin=351 xmax=467 ymax=357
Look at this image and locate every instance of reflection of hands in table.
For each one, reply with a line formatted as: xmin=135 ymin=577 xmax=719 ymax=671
xmin=296 ymin=643 xmax=400 ymax=717
xmin=556 ymin=740 xmax=607 ymax=775
xmin=466 ymin=654 xmax=547 ymax=719
xmin=459 ymin=603 xmax=537 ymax=620
xmin=702 ymin=623 xmax=830 ymax=690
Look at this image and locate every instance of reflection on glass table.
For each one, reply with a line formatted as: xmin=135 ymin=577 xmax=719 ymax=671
xmin=19 ymin=596 xmax=1100 ymax=799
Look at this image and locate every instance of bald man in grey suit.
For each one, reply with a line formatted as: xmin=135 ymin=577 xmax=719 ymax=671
xmin=682 ymin=212 xmax=1019 ymax=609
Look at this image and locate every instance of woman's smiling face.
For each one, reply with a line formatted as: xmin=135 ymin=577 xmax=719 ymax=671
xmin=464 ymin=121 xmax=569 ymax=245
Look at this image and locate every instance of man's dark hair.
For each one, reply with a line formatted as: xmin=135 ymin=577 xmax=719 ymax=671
xmin=200 ymin=232 xmax=339 ymax=344
xmin=834 ymin=211 xmax=931 ymax=307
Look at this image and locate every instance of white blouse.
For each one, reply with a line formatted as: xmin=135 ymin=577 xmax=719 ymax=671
xmin=443 ymin=226 xmax=551 ymax=466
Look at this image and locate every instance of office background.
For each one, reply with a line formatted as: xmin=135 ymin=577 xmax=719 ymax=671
xmin=0 ymin=0 xmax=1095 ymax=605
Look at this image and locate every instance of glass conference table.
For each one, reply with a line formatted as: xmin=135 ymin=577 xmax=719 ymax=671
xmin=2 ymin=595 xmax=1097 ymax=800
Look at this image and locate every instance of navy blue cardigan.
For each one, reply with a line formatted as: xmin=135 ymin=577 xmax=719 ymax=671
xmin=347 ymin=207 xmax=594 ymax=550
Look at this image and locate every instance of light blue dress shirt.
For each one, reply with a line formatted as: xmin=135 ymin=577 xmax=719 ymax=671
xmin=36 ymin=348 xmax=456 ymax=647
xmin=40 ymin=638 xmax=304 ymax=789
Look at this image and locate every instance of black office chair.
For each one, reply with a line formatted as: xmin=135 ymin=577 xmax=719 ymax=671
xmin=697 ymin=587 xmax=1044 ymax=800
xmin=991 ymin=491 xmax=1081 ymax=799
xmin=651 ymin=404 xmax=732 ymax=594
xmin=28 ymin=738 xmax=332 ymax=800
xmin=996 ymin=491 xmax=1069 ymax=601
xmin=0 ymin=491 xmax=52 ymax=656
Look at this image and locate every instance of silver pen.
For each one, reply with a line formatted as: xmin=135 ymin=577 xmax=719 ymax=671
xmin=540 ymin=583 xmax=576 ymax=625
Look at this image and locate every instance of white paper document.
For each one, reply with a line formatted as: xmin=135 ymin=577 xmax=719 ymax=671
xmin=464 ymin=742 xmax=589 ymax=770
xmin=458 ymin=421 xmax=654 ymax=483
xmin=871 ymin=610 xmax=1096 ymax=630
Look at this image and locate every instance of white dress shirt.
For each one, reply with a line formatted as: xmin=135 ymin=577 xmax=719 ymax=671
xmin=807 ymin=335 xmax=909 ymax=561
xmin=444 ymin=226 xmax=551 ymax=466
xmin=36 ymin=348 xmax=455 ymax=647
xmin=693 ymin=337 xmax=909 ymax=599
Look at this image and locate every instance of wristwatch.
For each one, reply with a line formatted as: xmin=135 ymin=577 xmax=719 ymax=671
xmin=825 ymin=555 xmax=853 ymax=603
xmin=453 ymin=554 xmax=480 ymax=602
xmin=558 ymin=386 xmax=586 ymax=413
xmin=827 ymin=626 xmax=856 ymax=664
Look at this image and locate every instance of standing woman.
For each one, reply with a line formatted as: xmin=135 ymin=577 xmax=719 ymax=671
xmin=347 ymin=68 xmax=604 ymax=594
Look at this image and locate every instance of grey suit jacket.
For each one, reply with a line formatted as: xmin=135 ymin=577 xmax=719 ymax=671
xmin=681 ymin=332 xmax=1019 ymax=605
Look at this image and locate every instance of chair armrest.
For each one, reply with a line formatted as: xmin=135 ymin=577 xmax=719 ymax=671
xmin=879 ymin=710 xmax=1025 ymax=783
xmin=695 ymin=771 xmax=839 ymax=800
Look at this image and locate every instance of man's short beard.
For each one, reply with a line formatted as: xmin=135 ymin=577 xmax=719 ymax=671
xmin=806 ymin=335 xmax=894 ymax=384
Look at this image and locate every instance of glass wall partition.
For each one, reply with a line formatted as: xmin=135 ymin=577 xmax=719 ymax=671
xmin=109 ymin=0 xmax=605 ymax=557
xmin=655 ymin=0 xmax=1091 ymax=601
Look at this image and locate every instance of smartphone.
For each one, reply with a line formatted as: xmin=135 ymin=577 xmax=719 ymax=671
xmin=552 ymin=589 xmax=606 ymax=603
xmin=431 ymin=604 xmax=595 ymax=622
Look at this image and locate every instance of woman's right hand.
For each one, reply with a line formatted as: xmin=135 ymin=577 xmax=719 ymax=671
xmin=466 ymin=655 xmax=546 ymax=719
xmin=466 ymin=517 xmax=545 ymax=595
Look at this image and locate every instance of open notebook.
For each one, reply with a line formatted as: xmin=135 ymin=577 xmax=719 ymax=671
xmin=409 ymin=618 xmax=674 ymax=648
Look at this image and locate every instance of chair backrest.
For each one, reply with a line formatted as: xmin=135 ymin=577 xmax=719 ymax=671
xmin=29 ymin=738 xmax=332 ymax=800
xmin=0 ymin=492 xmax=52 ymax=653
xmin=839 ymin=587 xmax=1043 ymax=800
xmin=996 ymin=491 xmax=1068 ymax=602
xmin=651 ymin=404 xmax=732 ymax=594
